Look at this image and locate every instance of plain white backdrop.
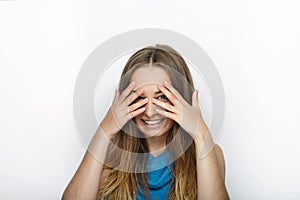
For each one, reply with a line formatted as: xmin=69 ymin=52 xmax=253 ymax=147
xmin=1 ymin=0 xmax=300 ymax=199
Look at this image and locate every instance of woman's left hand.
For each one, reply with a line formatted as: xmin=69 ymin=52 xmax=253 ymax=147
xmin=152 ymin=81 xmax=206 ymax=138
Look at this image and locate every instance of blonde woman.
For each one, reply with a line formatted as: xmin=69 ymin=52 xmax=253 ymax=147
xmin=62 ymin=45 xmax=229 ymax=200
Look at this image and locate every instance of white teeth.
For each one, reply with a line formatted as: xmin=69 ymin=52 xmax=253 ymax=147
xmin=144 ymin=119 xmax=163 ymax=125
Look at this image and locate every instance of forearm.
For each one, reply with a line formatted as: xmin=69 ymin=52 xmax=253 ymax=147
xmin=62 ymin=127 xmax=111 ymax=200
xmin=195 ymin=121 xmax=229 ymax=200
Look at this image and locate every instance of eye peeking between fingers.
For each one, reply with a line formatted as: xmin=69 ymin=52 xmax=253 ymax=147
xmin=135 ymin=95 xmax=169 ymax=103
xmin=135 ymin=96 xmax=145 ymax=101
xmin=157 ymin=95 xmax=168 ymax=102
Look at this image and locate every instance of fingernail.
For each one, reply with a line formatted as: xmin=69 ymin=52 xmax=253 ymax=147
xmin=164 ymin=80 xmax=168 ymax=85
xmin=131 ymin=82 xmax=135 ymax=86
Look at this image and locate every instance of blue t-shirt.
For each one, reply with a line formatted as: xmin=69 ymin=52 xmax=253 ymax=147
xmin=136 ymin=150 xmax=173 ymax=200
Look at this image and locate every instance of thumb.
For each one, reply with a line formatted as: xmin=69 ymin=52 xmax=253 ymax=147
xmin=192 ymin=89 xmax=199 ymax=108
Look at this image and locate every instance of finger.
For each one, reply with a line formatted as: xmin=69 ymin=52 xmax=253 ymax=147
xmin=157 ymin=84 xmax=178 ymax=106
xmin=120 ymin=82 xmax=136 ymax=102
xmin=128 ymin=98 xmax=148 ymax=112
xmin=126 ymin=88 xmax=144 ymax=106
xmin=128 ymin=107 xmax=146 ymax=119
xmin=155 ymin=108 xmax=177 ymax=122
xmin=192 ymin=89 xmax=199 ymax=108
xmin=163 ymin=81 xmax=185 ymax=102
xmin=152 ymin=98 xmax=176 ymax=113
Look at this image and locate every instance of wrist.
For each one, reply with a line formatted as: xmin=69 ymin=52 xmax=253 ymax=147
xmin=194 ymin=120 xmax=210 ymax=147
xmin=97 ymin=124 xmax=116 ymax=140
xmin=193 ymin=120 xmax=216 ymax=159
xmin=196 ymin=118 xmax=208 ymax=136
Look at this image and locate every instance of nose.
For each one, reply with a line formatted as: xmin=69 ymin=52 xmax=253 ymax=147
xmin=144 ymin=98 xmax=157 ymax=118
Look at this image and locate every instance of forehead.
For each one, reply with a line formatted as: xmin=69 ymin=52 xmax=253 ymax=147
xmin=130 ymin=66 xmax=172 ymax=90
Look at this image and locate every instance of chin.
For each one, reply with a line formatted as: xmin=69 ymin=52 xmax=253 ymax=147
xmin=141 ymin=129 xmax=167 ymax=138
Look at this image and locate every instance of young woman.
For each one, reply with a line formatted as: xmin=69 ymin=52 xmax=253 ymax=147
xmin=62 ymin=45 xmax=229 ymax=200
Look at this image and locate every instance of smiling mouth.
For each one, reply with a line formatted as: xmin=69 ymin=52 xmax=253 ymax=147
xmin=141 ymin=118 xmax=166 ymax=127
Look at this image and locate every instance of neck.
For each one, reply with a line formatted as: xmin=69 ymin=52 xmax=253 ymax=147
xmin=146 ymin=133 xmax=168 ymax=157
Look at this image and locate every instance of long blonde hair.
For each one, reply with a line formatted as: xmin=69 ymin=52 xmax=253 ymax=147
xmin=98 ymin=44 xmax=197 ymax=200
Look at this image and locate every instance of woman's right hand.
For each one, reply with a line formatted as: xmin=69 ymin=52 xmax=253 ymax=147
xmin=99 ymin=82 xmax=148 ymax=139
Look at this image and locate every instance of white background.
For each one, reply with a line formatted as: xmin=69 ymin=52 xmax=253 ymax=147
xmin=1 ymin=0 xmax=300 ymax=199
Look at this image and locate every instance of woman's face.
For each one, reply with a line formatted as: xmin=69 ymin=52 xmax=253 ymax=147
xmin=130 ymin=66 xmax=174 ymax=138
